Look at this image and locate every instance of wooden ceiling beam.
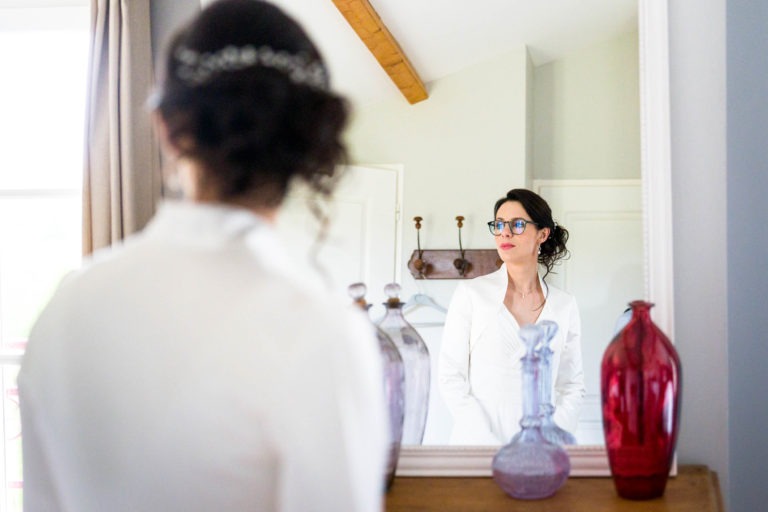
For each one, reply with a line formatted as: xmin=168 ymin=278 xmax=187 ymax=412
xmin=331 ymin=0 xmax=428 ymax=104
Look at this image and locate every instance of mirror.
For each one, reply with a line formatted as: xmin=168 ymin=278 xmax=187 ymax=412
xmin=275 ymin=0 xmax=672 ymax=475
xmin=399 ymin=0 xmax=672 ymax=475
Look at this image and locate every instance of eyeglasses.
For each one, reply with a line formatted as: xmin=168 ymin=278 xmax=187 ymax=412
xmin=487 ymin=218 xmax=538 ymax=236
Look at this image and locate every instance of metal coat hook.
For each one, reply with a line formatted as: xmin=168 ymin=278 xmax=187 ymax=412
xmin=413 ymin=216 xmax=427 ymax=276
xmin=453 ymin=215 xmax=469 ymax=276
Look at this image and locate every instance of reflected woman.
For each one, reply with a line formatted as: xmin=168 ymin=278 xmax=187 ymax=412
xmin=438 ymin=188 xmax=585 ymax=445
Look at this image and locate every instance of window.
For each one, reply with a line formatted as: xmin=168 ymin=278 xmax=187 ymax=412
xmin=0 ymin=3 xmax=88 ymax=509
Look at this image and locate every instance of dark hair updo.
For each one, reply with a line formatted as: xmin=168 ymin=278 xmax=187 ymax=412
xmin=152 ymin=0 xmax=349 ymax=206
xmin=493 ymin=188 xmax=570 ymax=279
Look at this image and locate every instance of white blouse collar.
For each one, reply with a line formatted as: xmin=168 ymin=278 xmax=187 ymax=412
xmin=143 ymin=200 xmax=270 ymax=245
xmin=141 ymin=200 xmax=323 ymax=292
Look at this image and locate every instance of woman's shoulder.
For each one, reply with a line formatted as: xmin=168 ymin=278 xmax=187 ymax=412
xmin=463 ymin=266 xmax=506 ymax=290
xmin=446 ymin=267 xmax=506 ymax=314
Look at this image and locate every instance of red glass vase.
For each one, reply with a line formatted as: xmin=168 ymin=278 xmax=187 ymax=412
xmin=600 ymin=301 xmax=682 ymax=500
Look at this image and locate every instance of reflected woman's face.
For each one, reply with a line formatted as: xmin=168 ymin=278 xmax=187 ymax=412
xmin=493 ymin=200 xmax=548 ymax=265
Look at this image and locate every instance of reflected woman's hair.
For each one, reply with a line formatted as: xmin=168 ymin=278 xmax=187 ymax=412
xmin=493 ymin=188 xmax=570 ymax=279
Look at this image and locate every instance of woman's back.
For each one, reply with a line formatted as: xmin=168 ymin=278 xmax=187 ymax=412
xmin=19 ymin=202 xmax=387 ymax=511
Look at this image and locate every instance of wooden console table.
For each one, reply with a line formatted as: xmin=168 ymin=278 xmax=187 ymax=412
xmin=385 ymin=465 xmax=723 ymax=511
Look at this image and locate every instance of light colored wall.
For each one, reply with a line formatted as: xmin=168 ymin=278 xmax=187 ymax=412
xmin=726 ymin=1 xmax=768 ymax=511
xmin=525 ymin=50 xmax=535 ymax=185
xmin=668 ymin=0 xmax=730 ymax=505
xmin=150 ymin=0 xmax=199 ymax=71
xmin=669 ymin=3 xmax=768 ymax=511
xmin=534 ymin=30 xmax=640 ymax=180
xmin=346 ymin=47 xmax=531 ymax=260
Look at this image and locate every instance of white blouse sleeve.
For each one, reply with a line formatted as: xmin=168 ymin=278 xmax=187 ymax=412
xmin=438 ymin=282 xmax=500 ymax=445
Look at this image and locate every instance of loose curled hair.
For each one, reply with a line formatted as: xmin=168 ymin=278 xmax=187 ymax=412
xmin=151 ymin=0 xmax=349 ymax=207
xmin=493 ymin=188 xmax=570 ymax=280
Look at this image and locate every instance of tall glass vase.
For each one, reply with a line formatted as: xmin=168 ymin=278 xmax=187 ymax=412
xmin=348 ymin=283 xmax=405 ymax=490
xmin=377 ymin=283 xmax=430 ymax=445
xmin=537 ymin=320 xmax=577 ymax=446
xmin=492 ymin=324 xmax=570 ymax=500
xmin=600 ymin=300 xmax=682 ymax=500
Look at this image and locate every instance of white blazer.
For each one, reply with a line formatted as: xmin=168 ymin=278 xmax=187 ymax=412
xmin=438 ymin=266 xmax=585 ymax=445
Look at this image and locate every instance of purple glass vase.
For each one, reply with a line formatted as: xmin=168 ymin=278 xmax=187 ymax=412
xmin=492 ymin=324 xmax=570 ymax=500
xmin=600 ymin=300 xmax=682 ymax=499
xmin=348 ymin=283 xmax=405 ymax=490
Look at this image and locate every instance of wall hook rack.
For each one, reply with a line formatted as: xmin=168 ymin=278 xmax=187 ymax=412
xmin=407 ymin=216 xmax=501 ymax=280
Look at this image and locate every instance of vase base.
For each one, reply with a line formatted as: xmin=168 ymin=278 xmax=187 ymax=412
xmin=612 ymin=474 xmax=669 ymax=500
xmin=492 ymin=471 xmax=568 ymax=500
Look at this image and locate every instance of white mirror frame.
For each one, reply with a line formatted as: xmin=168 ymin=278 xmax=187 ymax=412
xmin=396 ymin=0 xmax=672 ymax=477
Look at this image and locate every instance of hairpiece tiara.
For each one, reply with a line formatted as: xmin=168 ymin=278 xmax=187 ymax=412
xmin=174 ymin=45 xmax=329 ymax=89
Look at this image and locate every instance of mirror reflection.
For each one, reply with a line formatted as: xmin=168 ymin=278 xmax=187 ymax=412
xmin=277 ymin=6 xmax=642 ymax=447
xmin=437 ymin=189 xmax=586 ymax=446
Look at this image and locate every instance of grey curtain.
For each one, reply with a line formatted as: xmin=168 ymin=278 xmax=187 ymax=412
xmin=83 ymin=0 xmax=161 ymax=255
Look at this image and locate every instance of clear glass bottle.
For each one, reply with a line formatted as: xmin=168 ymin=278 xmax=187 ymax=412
xmin=377 ymin=283 xmax=430 ymax=445
xmin=492 ymin=324 xmax=570 ymax=500
xmin=348 ymin=283 xmax=405 ymax=490
xmin=538 ymin=320 xmax=577 ymax=446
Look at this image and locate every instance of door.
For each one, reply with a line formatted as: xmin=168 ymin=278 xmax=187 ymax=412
xmin=275 ymin=165 xmax=401 ymax=310
xmin=534 ymin=179 xmax=644 ymax=444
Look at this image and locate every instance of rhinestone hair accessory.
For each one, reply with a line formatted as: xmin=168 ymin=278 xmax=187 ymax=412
xmin=174 ymin=45 xmax=329 ymax=89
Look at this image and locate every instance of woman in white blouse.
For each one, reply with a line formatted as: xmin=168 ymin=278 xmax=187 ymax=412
xmin=438 ymin=188 xmax=585 ymax=445
xmin=18 ymin=1 xmax=387 ymax=511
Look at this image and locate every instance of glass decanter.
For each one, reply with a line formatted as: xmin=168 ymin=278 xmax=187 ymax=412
xmin=601 ymin=300 xmax=682 ymax=499
xmin=348 ymin=283 xmax=405 ymax=490
xmin=377 ymin=282 xmax=430 ymax=445
xmin=492 ymin=324 xmax=570 ymax=500
xmin=538 ymin=320 xmax=577 ymax=446
xmin=508 ymin=321 xmax=575 ymax=446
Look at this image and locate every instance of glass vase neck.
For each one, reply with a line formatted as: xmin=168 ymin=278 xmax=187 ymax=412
xmin=628 ymin=300 xmax=654 ymax=315
xmin=384 ymin=299 xmax=405 ymax=310
xmin=520 ymin=353 xmax=541 ymax=425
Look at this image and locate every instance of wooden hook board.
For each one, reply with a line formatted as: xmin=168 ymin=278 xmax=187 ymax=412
xmin=407 ymin=249 xmax=501 ymax=280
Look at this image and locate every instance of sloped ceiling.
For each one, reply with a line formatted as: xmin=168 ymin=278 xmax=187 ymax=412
xmin=224 ymin=0 xmax=638 ymax=107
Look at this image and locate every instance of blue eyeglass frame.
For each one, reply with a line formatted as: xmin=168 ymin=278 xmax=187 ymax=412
xmin=487 ymin=218 xmax=538 ymax=236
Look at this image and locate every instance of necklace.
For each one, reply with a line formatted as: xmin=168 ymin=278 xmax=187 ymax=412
xmin=516 ymin=288 xmax=537 ymax=300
